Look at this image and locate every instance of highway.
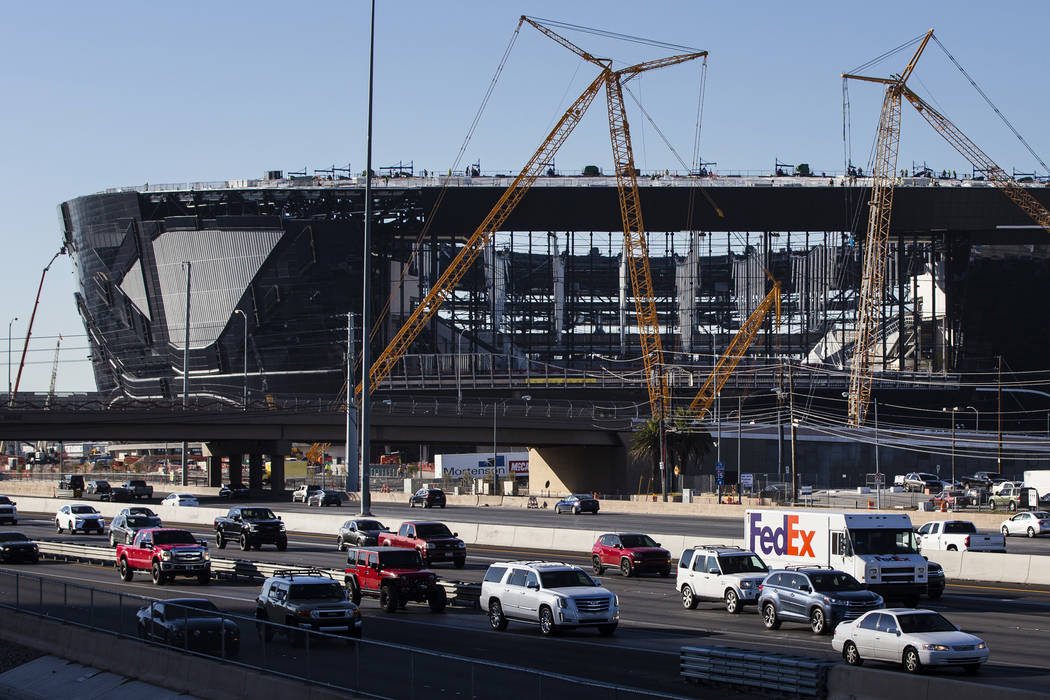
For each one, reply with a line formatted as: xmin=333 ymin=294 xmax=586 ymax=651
xmin=3 ymin=513 xmax=1050 ymax=696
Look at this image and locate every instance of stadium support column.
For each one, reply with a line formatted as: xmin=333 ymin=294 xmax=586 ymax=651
xmin=208 ymin=455 xmax=222 ymax=487
xmin=249 ymin=453 xmax=263 ymax=491
xmin=228 ymin=453 xmax=242 ymax=488
xmin=269 ymin=455 xmax=285 ymax=493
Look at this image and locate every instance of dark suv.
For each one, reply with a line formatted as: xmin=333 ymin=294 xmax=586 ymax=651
xmin=255 ymin=569 xmax=361 ymax=645
xmin=758 ymin=568 xmax=883 ymax=635
xmin=409 ymin=488 xmax=446 ymax=509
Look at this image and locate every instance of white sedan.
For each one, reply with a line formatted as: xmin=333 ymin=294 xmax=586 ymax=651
xmin=832 ymin=609 xmax=988 ymax=674
xmin=161 ymin=493 xmax=199 ymax=507
xmin=1001 ymin=511 xmax=1050 ymax=538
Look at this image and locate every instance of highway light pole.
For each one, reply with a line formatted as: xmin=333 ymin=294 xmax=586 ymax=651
xmin=233 ymin=309 xmax=247 ymax=410
xmin=942 ymin=406 xmax=959 ymax=486
xmin=358 ymin=0 xmax=376 ymax=517
xmin=181 ymin=262 xmax=192 ymax=487
xmin=965 ymin=405 xmax=978 ymax=433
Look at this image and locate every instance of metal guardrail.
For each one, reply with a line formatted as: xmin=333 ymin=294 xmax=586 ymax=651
xmin=35 ymin=541 xmax=481 ymax=607
xmin=680 ymin=645 xmax=834 ymax=698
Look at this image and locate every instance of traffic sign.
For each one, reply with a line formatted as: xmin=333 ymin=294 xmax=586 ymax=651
xmin=716 ymin=474 xmax=724 ymax=486
xmin=740 ymin=473 xmax=754 ymax=488
xmin=715 ymin=461 xmax=725 ymax=473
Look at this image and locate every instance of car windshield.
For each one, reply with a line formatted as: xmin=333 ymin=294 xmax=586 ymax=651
xmin=153 ymin=531 xmax=198 ymax=545
xmin=379 ymin=550 xmax=424 ymax=568
xmin=175 ymin=494 xmax=194 ymax=499
xmin=241 ymin=508 xmax=276 ymax=520
xmin=619 ymin=534 xmax=658 ymax=548
xmin=0 ymin=533 xmax=28 ymax=543
xmin=897 ymin=612 xmax=957 ymax=633
xmin=809 ymin=573 xmax=864 ymax=592
xmin=165 ymin=600 xmax=218 ymax=620
xmin=1031 ymin=512 xmax=1050 ymax=519
xmin=126 ymin=516 xmax=153 ymax=527
xmin=849 ymin=529 xmax=918 ymax=555
xmin=356 ymin=520 xmax=384 ymax=531
xmin=130 ymin=508 xmax=157 ymax=517
xmin=572 ymin=494 xmax=592 ymax=500
xmin=942 ymin=522 xmax=976 ymax=534
xmin=415 ymin=524 xmax=453 ymax=538
xmin=95 ymin=481 xmax=109 ymax=487
xmin=70 ymin=506 xmax=97 ymax=515
xmin=289 ymin=582 xmax=344 ymax=601
xmin=540 ymin=569 xmax=597 ymax=589
xmin=916 ymin=474 xmax=938 ymax=481
xmin=0 ymin=497 xmax=11 ymax=505
xmin=718 ymin=555 xmax=767 ymax=574
xmin=427 ymin=490 xmax=443 ymax=495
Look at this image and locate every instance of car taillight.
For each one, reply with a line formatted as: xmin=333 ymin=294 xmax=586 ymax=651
xmin=964 ymin=536 xmax=970 ymax=548
xmin=758 ymin=584 xmax=763 ymax=591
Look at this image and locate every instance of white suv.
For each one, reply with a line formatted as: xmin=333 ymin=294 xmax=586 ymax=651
xmin=481 ymin=561 xmax=619 ymax=636
xmin=291 ymin=485 xmax=321 ymax=504
xmin=55 ymin=504 xmax=105 ymax=534
xmin=676 ymin=545 xmax=769 ymax=614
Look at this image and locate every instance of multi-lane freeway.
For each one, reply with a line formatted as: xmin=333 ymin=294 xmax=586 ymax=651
xmin=3 ymin=506 xmax=1050 ymax=696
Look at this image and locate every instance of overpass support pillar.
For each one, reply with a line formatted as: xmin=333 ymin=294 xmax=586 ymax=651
xmin=249 ymin=453 xmax=263 ymax=491
xmin=528 ymin=446 xmax=626 ymax=496
xmin=208 ymin=456 xmax=222 ymax=487
xmin=228 ymin=454 xmax=243 ymax=488
xmin=269 ymin=455 xmax=285 ymax=493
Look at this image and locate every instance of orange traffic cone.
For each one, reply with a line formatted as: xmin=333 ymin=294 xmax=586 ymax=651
xmin=940 ymin=500 xmax=948 ymax=512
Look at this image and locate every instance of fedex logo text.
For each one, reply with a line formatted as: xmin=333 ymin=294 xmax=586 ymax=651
xmin=749 ymin=513 xmax=816 ymax=558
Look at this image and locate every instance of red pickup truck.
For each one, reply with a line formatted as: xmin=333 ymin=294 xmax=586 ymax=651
xmin=378 ymin=521 xmax=466 ymax=568
xmin=116 ymin=528 xmax=211 ymax=585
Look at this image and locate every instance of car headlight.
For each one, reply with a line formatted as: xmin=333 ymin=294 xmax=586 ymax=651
xmin=279 ymin=523 xmax=286 ymax=531
xmin=74 ymin=519 xmax=84 ymax=525
xmin=740 ymin=581 xmax=753 ymax=589
xmin=976 ymin=642 xmax=987 ymax=650
xmin=867 ymin=567 xmax=878 ymax=579
xmin=456 ymin=541 xmax=466 ymax=548
xmin=922 ymin=644 xmax=950 ymax=651
xmin=555 ymin=597 xmax=568 ymax=608
xmin=244 ymin=524 xmax=255 ymax=531
xmin=631 ymin=553 xmax=642 ymax=559
xmin=918 ymin=567 xmax=925 ymax=576
xmin=203 ymin=551 xmax=210 ymax=560
xmin=426 ymin=542 xmax=436 ymax=549
xmin=160 ymin=550 xmax=172 ymax=561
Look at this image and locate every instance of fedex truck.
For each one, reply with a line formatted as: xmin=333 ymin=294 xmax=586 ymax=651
xmin=746 ymin=510 xmax=927 ymax=604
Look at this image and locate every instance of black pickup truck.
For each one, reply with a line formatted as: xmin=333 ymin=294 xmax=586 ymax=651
xmin=213 ymin=506 xmax=288 ymax=551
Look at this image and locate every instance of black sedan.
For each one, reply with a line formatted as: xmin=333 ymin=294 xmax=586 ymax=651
xmin=109 ymin=512 xmax=160 ymax=547
xmin=337 ymin=518 xmax=390 ymax=549
xmin=136 ymin=598 xmax=240 ymax=658
xmin=409 ymin=488 xmax=446 ymax=509
xmin=0 ymin=532 xmax=38 ymax=563
xmin=554 ymin=494 xmax=600 ymax=515
xmin=99 ymin=486 xmax=134 ymax=502
xmin=218 ymin=483 xmax=250 ymax=499
xmin=86 ymin=480 xmax=111 ymax=495
xmin=307 ymin=489 xmax=343 ymax=507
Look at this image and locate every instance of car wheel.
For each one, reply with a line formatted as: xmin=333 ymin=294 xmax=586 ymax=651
xmin=1028 ymin=527 xmax=1036 ymax=538
xmin=963 ymin=663 xmax=981 ymax=675
xmin=109 ymin=532 xmax=117 ymax=547
xmin=489 ymin=599 xmax=508 ymax=631
xmin=843 ymin=641 xmax=863 ymax=666
xmin=380 ymin=585 xmax=399 ymax=613
xmin=592 ymin=556 xmax=604 ymax=575
xmin=427 ymin=585 xmax=447 ymax=612
xmin=762 ymin=602 xmax=781 ymax=630
xmin=1002 ymin=526 xmax=1010 ymax=537
xmin=902 ymin=646 xmax=922 ymax=674
xmin=598 ymin=623 xmax=617 ymax=636
xmin=453 ymin=557 xmax=466 ymax=569
xmin=276 ymin=538 xmax=288 ymax=552
xmin=928 ymin=588 xmax=943 ymax=600
xmin=216 ymin=533 xmax=226 ymax=549
xmin=660 ymin=567 xmax=670 ymax=578
xmin=151 ymin=562 xmax=164 ymax=585
xmin=554 ymin=506 xmax=560 ymax=514
xmin=337 ymin=536 xmax=346 ymax=551
xmin=809 ymin=607 xmax=828 ymax=634
xmin=620 ymin=558 xmax=633 ymax=577
xmin=424 ymin=501 xmax=431 ymax=508
xmin=440 ymin=504 xmax=446 ymax=509
xmin=1009 ymin=501 xmax=1016 ymax=512
xmin=681 ymin=585 xmax=699 ymax=610
xmin=946 ymin=545 xmax=957 ymax=551
xmin=240 ymin=535 xmax=250 ymax=551
xmin=55 ymin=520 xmax=62 ymax=534
xmin=724 ymin=589 xmax=741 ymax=614
xmin=347 ymin=579 xmax=362 ymax=605
xmin=573 ymin=506 xmax=581 ymax=515
xmin=119 ymin=558 xmax=134 ymax=582
xmin=539 ymin=606 xmax=560 ymax=636
xmin=197 ymin=571 xmax=210 ymax=585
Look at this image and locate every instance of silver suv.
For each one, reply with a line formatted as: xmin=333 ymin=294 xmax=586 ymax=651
xmin=255 ymin=569 xmax=361 ymax=644
xmin=481 ymin=561 xmax=619 ymax=636
xmin=758 ymin=567 xmax=883 ymax=635
xmin=676 ymin=545 xmax=768 ymax=614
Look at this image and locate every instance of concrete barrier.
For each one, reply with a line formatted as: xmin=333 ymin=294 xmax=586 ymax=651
xmin=1024 ymin=552 xmax=1050 ymax=586
xmin=924 ymin=549 xmax=964 ymax=580
xmin=958 ymin=551 xmax=1031 ymax=585
xmin=826 ymin=664 xmax=1047 ymax=700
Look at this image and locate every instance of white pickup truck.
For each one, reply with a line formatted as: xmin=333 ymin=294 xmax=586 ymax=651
xmin=916 ymin=520 xmax=1006 ymax=553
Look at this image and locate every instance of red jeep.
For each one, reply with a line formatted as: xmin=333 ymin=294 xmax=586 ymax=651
xmin=591 ymin=532 xmax=672 ymax=578
xmin=343 ymin=546 xmax=447 ymax=613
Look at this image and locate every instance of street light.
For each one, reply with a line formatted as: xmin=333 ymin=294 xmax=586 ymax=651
xmin=7 ymin=316 xmax=17 ymax=400
xmin=233 ymin=309 xmax=248 ymax=410
xmin=942 ymin=406 xmax=959 ymax=486
xmin=492 ymin=395 xmax=530 ymax=495
xmin=964 ymin=405 xmax=978 ymax=433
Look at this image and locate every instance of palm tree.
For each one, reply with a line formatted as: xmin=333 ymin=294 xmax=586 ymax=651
xmin=629 ymin=410 xmax=715 ymax=493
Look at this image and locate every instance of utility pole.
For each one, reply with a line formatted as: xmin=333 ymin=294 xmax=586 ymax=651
xmin=777 ymin=362 xmax=785 ymax=485
xmin=736 ymin=395 xmax=742 ymax=492
xmin=997 ymin=355 xmax=1002 ymax=469
xmin=788 ymin=362 xmax=798 ymax=504
xmin=181 ymin=261 xmax=191 ymax=487
xmin=345 ymin=314 xmax=358 ymax=493
xmin=659 ymin=372 xmax=667 ymax=502
xmin=358 ymin=0 xmax=377 ymax=517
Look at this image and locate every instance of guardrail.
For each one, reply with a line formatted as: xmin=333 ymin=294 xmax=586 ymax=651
xmin=35 ymin=541 xmax=481 ymax=607
xmin=680 ymin=645 xmax=833 ymax=698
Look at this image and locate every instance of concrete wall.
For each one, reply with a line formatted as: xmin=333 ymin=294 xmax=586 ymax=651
xmin=528 ymin=445 xmax=633 ymax=495
xmin=827 ymin=664 xmax=1046 ymax=700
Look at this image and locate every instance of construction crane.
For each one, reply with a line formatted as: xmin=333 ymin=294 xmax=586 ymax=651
xmin=687 ymin=281 xmax=781 ymax=421
xmin=361 ymin=17 xmax=705 ymax=419
xmin=44 ymin=336 xmax=61 ymax=410
xmin=843 ymin=30 xmax=1050 ymax=426
xmin=14 ymin=247 xmax=66 ymax=394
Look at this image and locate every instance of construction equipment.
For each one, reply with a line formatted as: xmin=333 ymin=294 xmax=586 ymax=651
xmin=361 ymin=17 xmax=705 ymax=419
xmin=44 ymin=336 xmax=61 ymax=410
xmin=843 ymin=30 xmax=1050 ymax=426
xmin=14 ymin=247 xmax=65 ymax=395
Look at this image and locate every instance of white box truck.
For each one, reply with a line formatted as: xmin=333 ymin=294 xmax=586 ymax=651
xmin=1023 ymin=470 xmax=1050 ymax=501
xmin=746 ymin=509 xmax=927 ymax=604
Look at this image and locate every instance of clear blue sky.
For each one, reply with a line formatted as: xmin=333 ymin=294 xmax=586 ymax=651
xmin=1 ymin=0 xmax=1046 ymax=392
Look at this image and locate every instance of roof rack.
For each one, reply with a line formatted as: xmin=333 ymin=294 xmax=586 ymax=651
xmin=693 ymin=544 xmax=743 ymax=551
xmin=781 ymin=564 xmax=835 ymax=571
xmin=272 ymin=568 xmax=333 ymax=580
xmin=501 ymin=561 xmax=575 ymax=568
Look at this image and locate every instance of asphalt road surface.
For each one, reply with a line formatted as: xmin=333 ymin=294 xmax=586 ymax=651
xmin=3 ymin=514 xmax=1050 ymax=697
